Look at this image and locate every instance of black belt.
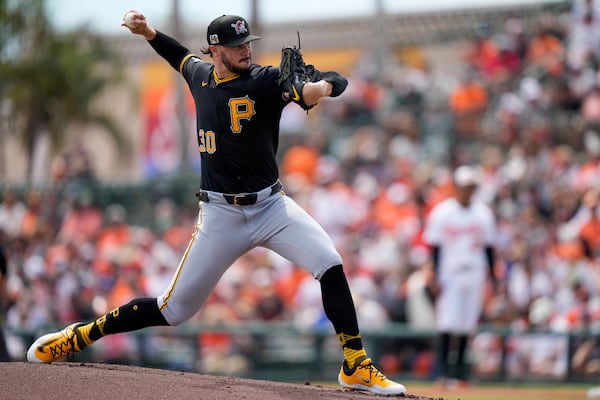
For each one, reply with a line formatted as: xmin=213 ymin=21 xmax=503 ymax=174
xmin=196 ymin=181 xmax=283 ymax=206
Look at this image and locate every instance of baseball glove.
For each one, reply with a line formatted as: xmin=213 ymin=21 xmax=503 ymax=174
xmin=277 ymin=33 xmax=349 ymax=110
xmin=277 ymin=43 xmax=315 ymax=110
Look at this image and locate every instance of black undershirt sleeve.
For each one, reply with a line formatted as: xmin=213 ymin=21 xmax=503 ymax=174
xmin=148 ymin=30 xmax=191 ymax=71
xmin=431 ymin=245 xmax=440 ymax=276
xmin=580 ymin=236 xmax=593 ymax=259
xmin=485 ymin=246 xmax=497 ymax=285
xmin=0 ymin=246 xmax=6 ymax=278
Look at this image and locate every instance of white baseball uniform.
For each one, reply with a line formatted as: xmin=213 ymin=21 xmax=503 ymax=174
xmin=423 ymin=197 xmax=496 ymax=334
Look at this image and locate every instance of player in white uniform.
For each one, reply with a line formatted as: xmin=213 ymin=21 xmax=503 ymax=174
xmin=423 ymin=165 xmax=497 ymax=386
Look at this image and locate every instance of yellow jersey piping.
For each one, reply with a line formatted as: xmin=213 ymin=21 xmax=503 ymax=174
xmin=213 ymin=70 xmax=240 ymax=85
xmin=179 ymin=53 xmax=195 ymax=74
xmin=159 ymin=221 xmax=201 ymax=311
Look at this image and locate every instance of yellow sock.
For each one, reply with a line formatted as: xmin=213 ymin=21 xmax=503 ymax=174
xmin=345 ymin=347 xmax=368 ymax=369
xmin=76 ymin=322 xmax=96 ymax=347
xmin=337 ymin=333 xmax=367 ymax=369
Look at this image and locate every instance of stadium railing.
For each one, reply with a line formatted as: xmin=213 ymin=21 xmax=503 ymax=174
xmin=8 ymin=322 xmax=599 ymax=384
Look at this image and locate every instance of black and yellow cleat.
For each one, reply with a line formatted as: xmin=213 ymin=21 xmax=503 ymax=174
xmin=338 ymin=357 xmax=407 ymax=396
xmin=26 ymin=322 xmax=87 ymax=363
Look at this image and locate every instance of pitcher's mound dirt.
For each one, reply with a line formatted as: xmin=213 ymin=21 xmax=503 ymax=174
xmin=0 ymin=362 xmax=443 ymax=400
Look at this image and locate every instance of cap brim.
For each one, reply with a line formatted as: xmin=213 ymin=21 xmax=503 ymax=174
xmin=221 ymin=34 xmax=262 ymax=47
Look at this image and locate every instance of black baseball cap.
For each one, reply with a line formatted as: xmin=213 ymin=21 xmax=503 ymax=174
xmin=207 ymin=15 xmax=261 ymax=47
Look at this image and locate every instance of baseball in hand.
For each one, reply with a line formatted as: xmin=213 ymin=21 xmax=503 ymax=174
xmin=123 ymin=12 xmax=137 ymax=29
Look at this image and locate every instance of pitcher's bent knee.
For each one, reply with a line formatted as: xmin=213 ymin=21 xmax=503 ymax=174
xmin=157 ymin=296 xmax=197 ymax=326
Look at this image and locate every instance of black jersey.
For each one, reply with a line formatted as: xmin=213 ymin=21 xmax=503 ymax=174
xmin=149 ymin=31 xmax=288 ymax=193
xmin=181 ymin=58 xmax=286 ymax=193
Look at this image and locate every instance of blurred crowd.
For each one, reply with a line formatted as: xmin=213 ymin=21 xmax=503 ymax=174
xmin=2 ymin=0 xmax=600 ymax=381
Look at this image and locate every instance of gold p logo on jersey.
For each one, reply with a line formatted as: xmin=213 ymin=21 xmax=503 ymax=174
xmin=229 ymin=96 xmax=256 ymax=133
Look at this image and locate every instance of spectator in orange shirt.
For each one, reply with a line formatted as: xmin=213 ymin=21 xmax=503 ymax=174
xmin=281 ymin=145 xmax=320 ymax=183
xmin=371 ymin=182 xmax=419 ymax=234
xmin=94 ymin=204 xmax=131 ymax=276
xmin=526 ymin=25 xmax=565 ymax=76
xmin=281 ymin=131 xmax=326 ymax=184
xmin=463 ymin=23 xmax=503 ymax=80
xmin=449 ymin=72 xmax=489 ymax=139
